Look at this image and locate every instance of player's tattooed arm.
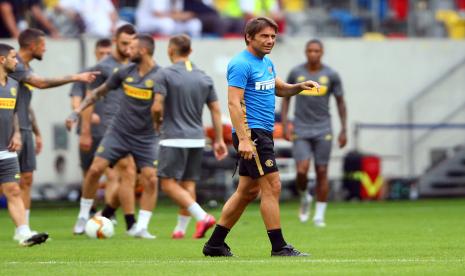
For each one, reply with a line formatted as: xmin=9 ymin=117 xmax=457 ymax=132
xmin=151 ymin=93 xmax=164 ymax=132
xmin=24 ymin=71 xmax=100 ymax=89
xmin=275 ymin=77 xmax=320 ymax=97
xmin=65 ymin=83 xmax=109 ymax=131
xmin=29 ymin=107 xmax=43 ymax=155
xmin=8 ymin=113 xmax=22 ymax=152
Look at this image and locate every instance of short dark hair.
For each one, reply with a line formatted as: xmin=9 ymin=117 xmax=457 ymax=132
xmin=115 ymin=24 xmax=136 ymax=38
xmin=95 ymin=38 xmax=112 ymax=49
xmin=0 ymin=43 xmax=14 ymax=57
xmin=168 ymin=34 xmax=191 ymax=56
xmin=136 ymin=33 xmax=155 ymax=55
xmin=306 ymin=39 xmax=324 ymax=50
xmin=18 ymin=28 xmax=45 ymax=48
xmin=244 ymin=17 xmax=278 ymax=45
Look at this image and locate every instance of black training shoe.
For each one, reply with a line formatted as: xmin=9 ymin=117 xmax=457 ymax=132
xmin=20 ymin=232 xmax=49 ymax=247
xmin=203 ymin=242 xmax=234 ymax=257
xmin=271 ymin=244 xmax=309 ymax=257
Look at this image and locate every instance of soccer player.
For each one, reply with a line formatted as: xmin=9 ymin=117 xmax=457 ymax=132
xmin=203 ymin=17 xmax=319 ymax=257
xmin=77 ymin=24 xmax=139 ymax=232
xmin=8 ymin=28 xmax=98 ymax=230
xmin=281 ymin=39 xmax=347 ymax=227
xmin=67 ymin=34 xmax=162 ymax=239
xmin=152 ymin=34 xmax=228 ymax=239
xmin=69 ymin=38 xmax=115 ymax=217
xmin=0 ymin=43 xmax=48 ymax=246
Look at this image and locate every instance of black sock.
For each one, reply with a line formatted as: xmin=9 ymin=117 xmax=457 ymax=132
xmin=267 ymin=229 xmax=287 ymax=252
xmin=207 ymin=224 xmax=230 ymax=246
xmin=101 ymin=205 xmax=116 ymax=218
xmin=90 ymin=206 xmax=97 ymax=216
xmin=124 ymin=214 xmax=136 ymax=230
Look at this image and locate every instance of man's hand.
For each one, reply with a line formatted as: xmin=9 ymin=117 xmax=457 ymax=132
xmin=75 ymin=71 xmax=100 ymax=83
xmin=8 ymin=132 xmax=22 ymax=152
xmin=299 ymin=80 xmax=320 ymax=91
xmin=35 ymin=135 xmax=43 ymax=155
xmin=65 ymin=111 xmax=80 ymax=131
xmin=79 ymin=132 xmax=92 ymax=152
xmin=338 ymin=129 xmax=347 ymax=148
xmin=238 ymin=138 xmax=254 ymax=160
xmin=213 ymin=140 xmax=228 ymax=161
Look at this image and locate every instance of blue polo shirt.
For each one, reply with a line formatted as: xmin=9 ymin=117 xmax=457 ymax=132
xmin=227 ymin=50 xmax=276 ymax=132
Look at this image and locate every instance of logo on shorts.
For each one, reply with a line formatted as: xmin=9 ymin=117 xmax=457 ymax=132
xmin=145 ymin=79 xmax=154 ymax=88
xmin=325 ymin=134 xmax=333 ymax=141
xmin=125 ymin=77 xmax=134 ymax=83
xmin=113 ymin=67 xmax=119 ymax=73
xmin=153 ymin=160 xmax=158 ymax=167
xmin=97 ymin=146 xmax=105 ymax=153
xmin=14 ymin=174 xmax=20 ymax=179
xmin=10 ymin=87 xmax=17 ymax=96
xmin=265 ymin=159 xmax=274 ymax=167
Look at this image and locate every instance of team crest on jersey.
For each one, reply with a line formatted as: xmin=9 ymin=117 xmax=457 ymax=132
xmin=145 ymin=79 xmax=154 ymax=88
xmin=10 ymin=87 xmax=17 ymax=96
xmin=268 ymin=66 xmax=273 ymax=74
xmin=125 ymin=77 xmax=134 ymax=83
xmin=319 ymin=76 xmax=329 ymax=85
xmin=297 ymin=76 xmax=306 ymax=82
xmin=265 ymin=159 xmax=274 ymax=167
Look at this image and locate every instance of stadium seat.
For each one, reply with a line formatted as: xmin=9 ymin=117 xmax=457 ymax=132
xmin=329 ymin=9 xmax=365 ymax=37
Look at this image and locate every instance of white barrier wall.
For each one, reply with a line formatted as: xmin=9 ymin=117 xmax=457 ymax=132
xmin=1 ymin=38 xmax=464 ymax=186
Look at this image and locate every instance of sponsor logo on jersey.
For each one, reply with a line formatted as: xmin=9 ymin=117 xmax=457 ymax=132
xmin=255 ymin=79 xmax=275 ymax=91
xmin=0 ymin=98 xmax=16 ymax=109
xmin=123 ymin=83 xmax=152 ymax=100
xmin=145 ymin=79 xmax=154 ymax=88
xmin=10 ymin=87 xmax=17 ymax=96
xmin=299 ymin=85 xmax=328 ymax=96
xmin=265 ymin=159 xmax=274 ymax=167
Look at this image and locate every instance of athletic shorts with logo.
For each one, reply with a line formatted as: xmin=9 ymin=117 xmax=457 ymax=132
xmin=18 ymin=130 xmax=36 ymax=173
xmin=96 ymin=130 xmax=159 ymax=170
xmin=157 ymin=146 xmax=203 ymax=182
xmin=79 ymin=136 xmax=103 ymax=171
xmin=292 ymin=132 xmax=333 ymax=165
xmin=0 ymin=157 xmax=21 ymax=184
xmin=232 ymin=128 xmax=278 ymax=179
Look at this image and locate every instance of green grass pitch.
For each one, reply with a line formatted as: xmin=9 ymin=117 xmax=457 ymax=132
xmin=1 ymin=199 xmax=464 ymax=275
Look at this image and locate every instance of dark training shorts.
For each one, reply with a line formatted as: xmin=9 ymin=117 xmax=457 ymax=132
xmin=18 ymin=130 xmax=36 ymax=173
xmin=79 ymin=136 xmax=103 ymax=171
xmin=0 ymin=157 xmax=21 ymax=184
xmin=96 ymin=130 xmax=159 ymax=170
xmin=157 ymin=146 xmax=203 ymax=182
xmin=232 ymin=128 xmax=278 ymax=179
xmin=292 ymin=133 xmax=333 ymax=165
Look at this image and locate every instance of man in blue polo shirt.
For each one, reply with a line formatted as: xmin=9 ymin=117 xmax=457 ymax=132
xmin=203 ymin=17 xmax=319 ymax=257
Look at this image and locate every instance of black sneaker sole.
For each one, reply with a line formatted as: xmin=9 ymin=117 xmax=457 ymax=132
xmin=23 ymin=233 xmax=49 ymax=247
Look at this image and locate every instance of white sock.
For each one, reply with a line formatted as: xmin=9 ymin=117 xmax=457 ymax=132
xmin=25 ymin=209 xmax=30 ymax=226
xmin=313 ymin=202 xmax=327 ymax=222
xmin=136 ymin=210 xmax=152 ymax=230
xmin=187 ymin=202 xmax=207 ymax=221
xmin=174 ymin=215 xmax=191 ymax=233
xmin=16 ymin=224 xmax=31 ymax=236
xmin=78 ymin=198 xmax=94 ymax=219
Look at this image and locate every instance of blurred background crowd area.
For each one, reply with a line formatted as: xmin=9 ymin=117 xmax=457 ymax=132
xmin=1 ymin=0 xmax=465 ymax=40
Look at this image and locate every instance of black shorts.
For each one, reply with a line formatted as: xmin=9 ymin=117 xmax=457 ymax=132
xmin=232 ymin=128 xmax=278 ymax=179
xmin=96 ymin=130 xmax=159 ymax=170
xmin=0 ymin=157 xmax=20 ymax=184
xmin=157 ymin=146 xmax=203 ymax=181
xmin=79 ymin=136 xmax=103 ymax=171
xmin=18 ymin=130 xmax=36 ymax=173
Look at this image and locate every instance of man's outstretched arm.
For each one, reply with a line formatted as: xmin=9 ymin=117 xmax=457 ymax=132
xmin=23 ymin=71 xmax=100 ymax=89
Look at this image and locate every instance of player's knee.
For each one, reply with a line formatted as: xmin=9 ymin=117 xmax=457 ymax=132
xmin=4 ymin=184 xmax=22 ymax=198
xmin=316 ymin=166 xmax=328 ymax=177
xmin=262 ymin=179 xmax=281 ymax=197
xmin=87 ymin=164 xmax=104 ymax=179
xmin=296 ymin=163 xmax=309 ymax=175
xmin=240 ymin=188 xmax=259 ymax=203
xmin=160 ymin=180 xmax=173 ymax=194
xmin=143 ymin=174 xmax=158 ymax=194
xmin=19 ymin=173 xmax=33 ymax=188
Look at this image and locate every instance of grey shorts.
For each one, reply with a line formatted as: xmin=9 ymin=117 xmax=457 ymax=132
xmin=18 ymin=130 xmax=36 ymax=173
xmin=292 ymin=133 xmax=333 ymax=165
xmin=157 ymin=146 xmax=203 ymax=182
xmin=0 ymin=157 xmax=20 ymax=184
xmin=79 ymin=136 xmax=103 ymax=171
xmin=96 ymin=130 xmax=159 ymax=170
